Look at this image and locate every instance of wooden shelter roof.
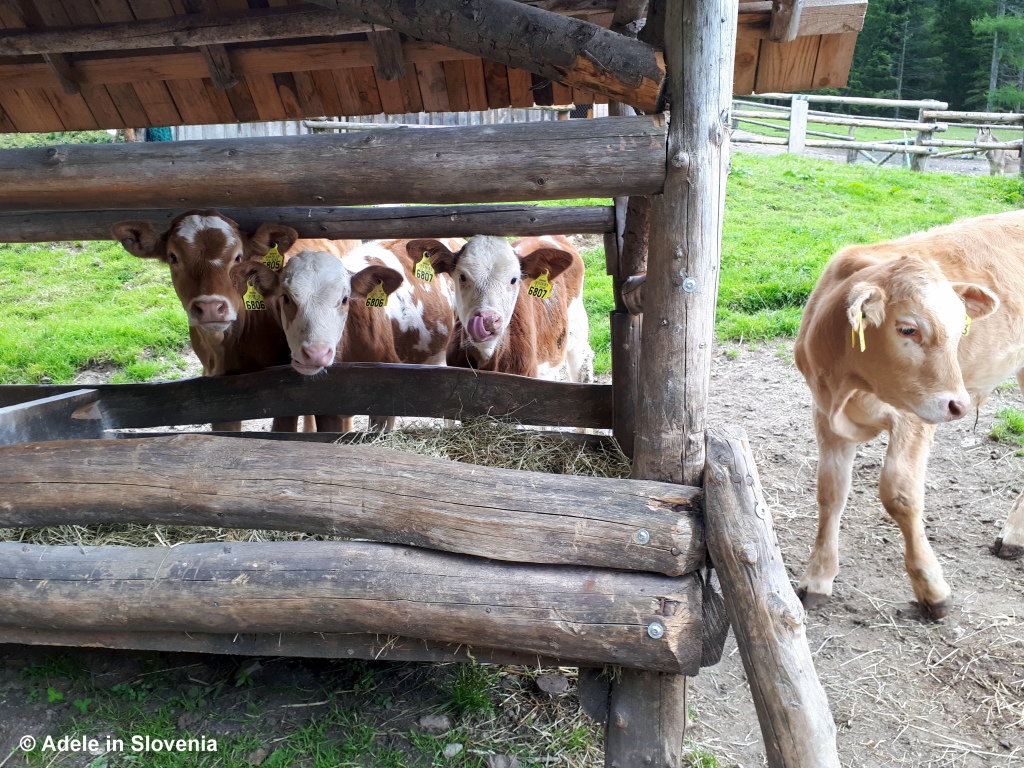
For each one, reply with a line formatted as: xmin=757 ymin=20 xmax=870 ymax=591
xmin=0 ymin=0 xmax=866 ymax=133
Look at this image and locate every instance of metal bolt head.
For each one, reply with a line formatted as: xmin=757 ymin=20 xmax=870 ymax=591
xmin=634 ymin=528 xmax=651 ymax=545
xmin=682 ymin=277 xmax=699 ymax=293
xmin=647 ymin=622 xmax=666 ymax=640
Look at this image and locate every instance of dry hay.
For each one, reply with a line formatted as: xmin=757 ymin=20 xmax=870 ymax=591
xmin=0 ymin=418 xmax=632 ymax=548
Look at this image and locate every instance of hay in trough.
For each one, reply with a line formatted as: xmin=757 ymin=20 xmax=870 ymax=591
xmin=0 ymin=419 xmax=631 ymax=547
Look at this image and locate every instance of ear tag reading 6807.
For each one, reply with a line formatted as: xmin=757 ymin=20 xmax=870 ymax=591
xmin=415 ymin=252 xmax=435 ymax=282
xmin=528 ymin=270 xmax=553 ymax=300
xmin=262 ymin=243 xmax=283 ymax=271
xmin=243 ymin=283 xmax=266 ymax=311
xmin=365 ymin=282 xmax=388 ymax=308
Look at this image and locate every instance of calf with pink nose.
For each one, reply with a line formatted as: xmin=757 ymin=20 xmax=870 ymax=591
xmin=415 ymin=235 xmax=593 ymax=381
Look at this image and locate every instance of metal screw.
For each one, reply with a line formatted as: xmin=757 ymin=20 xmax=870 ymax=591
xmin=682 ymin=277 xmax=699 ymax=293
xmin=634 ymin=529 xmax=651 ymax=545
xmin=647 ymin=622 xmax=666 ymax=639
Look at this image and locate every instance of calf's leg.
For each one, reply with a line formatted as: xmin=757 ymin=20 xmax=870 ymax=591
xmin=993 ymin=490 xmax=1024 ymax=560
xmin=879 ymin=417 xmax=949 ymax=619
xmin=798 ymin=407 xmax=858 ymax=609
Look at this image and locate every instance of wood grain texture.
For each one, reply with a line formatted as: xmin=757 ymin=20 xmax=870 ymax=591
xmin=704 ymin=426 xmax=839 ymax=767
xmin=369 ymin=28 xmax=406 ymax=80
xmin=0 ymin=204 xmax=613 ymax=242
xmin=610 ymin=311 xmax=641 ymax=460
xmin=754 ymin=34 xmax=820 ymax=93
xmin=809 ymin=30 xmax=856 ymax=89
xmin=0 ymin=433 xmax=705 ymax=576
xmin=0 ymin=363 xmax=614 ymax=429
xmin=0 ymin=116 xmax=666 ymax=210
xmin=0 ymin=540 xmax=703 ymax=673
xmin=304 ymin=0 xmax=665 ymax=112
xmin=0 ymin=389 xmax=103 ymax=446
xmin=606 ymin=671 xmax=688 ymax=767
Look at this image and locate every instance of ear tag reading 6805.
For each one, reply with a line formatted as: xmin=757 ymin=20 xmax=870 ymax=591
xmin=243 ymin=283 xmax=266 ymax=311
xmin=365 ymin=282 xmax=388 ymax=308
xmin=414 ymin=252 xmax=435 ymax=282
xmin=528 ymin=270 xmax=553 ymax=300
xmin=262 ymin=243 xmax=283 ymax=271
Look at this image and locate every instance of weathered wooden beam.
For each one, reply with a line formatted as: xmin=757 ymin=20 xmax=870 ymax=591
xmin=0 ymin=540 xmax=703 ymax=674
xmin=0 ymin=117 xmax=666 ymax=211
xmin=0 ymin=2 xmax=615 ymax=57
xmin=0 ymin=434 xmax=704 ymax=576
xmin=0 ymin=390 xmax=102 ymax=447
xmin=42 ymin=53 xmax=80 ymax=95
xmin=0 ymin=204 xmax=614 ymax=243
xmin=769 ymin=0 xmax=803 ymax=43
xmin=0 ymin=364 xmax=613 ymax=430
xmin=305 ymin=0 xmax=666 ymax=112
xmin=181 ymin=0 xmax=239 ymax=90
xmin=704 ymin=426 xmax=839 ymax=767
xmin=369 ymin=29 xmax=407 ymax=80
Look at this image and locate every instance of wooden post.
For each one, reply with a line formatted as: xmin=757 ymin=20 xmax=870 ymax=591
xmin=910 ymin=108 xmax=933 ymax=173
xmin=704 ymin=426 xmax=839 ymax=767
xmin=845 ymin=124 xmax=857 ymax=164
xmin=788 ymin=94 xmax=808 ymax=154
xmin=608 ymin=0 xmax=737 ymax=766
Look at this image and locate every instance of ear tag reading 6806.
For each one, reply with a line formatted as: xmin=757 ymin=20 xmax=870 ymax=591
xmin=414 ymin=252 xmax=435 ymax=282
xmin=262 ymin=243 xmax=283 ymax=271
xmin=365 ymin=282 xmax=388 ymax=308
xmin=528 ymin=270 xmax=553 ymax=300
xmin=243 ymin=283 xmax=266 ymax=311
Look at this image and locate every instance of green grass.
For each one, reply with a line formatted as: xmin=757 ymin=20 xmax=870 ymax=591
xmin=990 ymin=407 xmax=1024 ymax=454
xmin=0 ymin=131 xmax=114 ymax=150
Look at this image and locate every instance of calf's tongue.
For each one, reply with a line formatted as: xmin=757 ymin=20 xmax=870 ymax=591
xmin=467 ymin=315 xmax=490 ymax=341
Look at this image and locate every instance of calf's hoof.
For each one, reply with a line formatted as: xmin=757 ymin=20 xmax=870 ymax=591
xmin=912 ymin=598 xmax=950 ymax=621
xmin=990 ymin=537 xmax=1024 ymax=560
xmin=796 ymin=587 xmax=830 ymax=611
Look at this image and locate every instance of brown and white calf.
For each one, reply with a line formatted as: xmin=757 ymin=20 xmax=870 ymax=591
xmin=111 ymin=210 xmax=358 ymax=430
xmin=235 ymin=239 xmax=456 ymax=430
xmin=414 ymin=235 xmax=593 ymax=381
xmin=793 ymin=210 xmax=1024 ymax=620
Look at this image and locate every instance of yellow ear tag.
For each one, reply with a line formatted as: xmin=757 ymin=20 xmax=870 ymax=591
xmin=365 ymin=282 xmax=388 ymax=309
xmin=414 ymin=252 xmax=435 ymax=283
xmin=262 ymin=243 xmax=283 ymax=272
xmin=963 ymin=314 xmax=971 ymax=336
xmin=527 ymin=270 xmax=554 ymax=300
xmin=851 ymin=314 xmax=866 ymax=352
xmin=243 ymin=283 xmax=266 ymax=311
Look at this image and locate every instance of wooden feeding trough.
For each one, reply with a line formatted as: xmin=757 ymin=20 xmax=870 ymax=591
xmin=0 ymin=0 xmax=865 ymax=765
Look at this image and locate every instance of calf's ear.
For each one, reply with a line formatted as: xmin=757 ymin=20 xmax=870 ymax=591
xmin=846 ymin=281 xmax=887 ymax=329
xmin=407 ymin=239 xmax=460 ymax=275
xmin=232 ymin=261 xmax=280 ymax=298
xmin=953 ymin=282 xmax=999 ymax=321
xmin=111 ymin=221 xmax=165 ymax=259
xmin=246 ymin=224 xmax=299 ymax=259
xmin=351 ymin=266 xmax=404 ymax=299
xmin=517 ymin=247 xmax=575 ymax=281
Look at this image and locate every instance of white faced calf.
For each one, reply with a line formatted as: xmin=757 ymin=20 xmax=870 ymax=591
xmin=414 ymin=235 xmax=593 ymax=381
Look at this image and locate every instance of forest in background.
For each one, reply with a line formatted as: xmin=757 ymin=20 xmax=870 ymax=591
xmin=843 ymin=0 xmax=1024 ymax=113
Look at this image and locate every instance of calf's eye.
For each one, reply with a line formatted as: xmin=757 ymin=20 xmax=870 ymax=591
xmin=282 ymin=295 xmax=290 ymax=305
xmin=510 ymin=277 xmax=518 ymax=285
xmin=459 ymin=274 xmax=467 ymax=283
xmin=234 ymin=254 xmax=241 ymax=263
xmin=898 ymin=326 xmax=917 ymax=337
xmin=168 ymin=253 xmax=179 ymax=264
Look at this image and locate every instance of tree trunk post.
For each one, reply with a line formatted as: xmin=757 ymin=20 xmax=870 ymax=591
xmin=606 ymin=0 xmax=737 ymax=765
xmin=910 ymin=108 xmax=933 ymax=173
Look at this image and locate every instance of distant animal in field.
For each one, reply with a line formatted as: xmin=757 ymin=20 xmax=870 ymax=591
xmin=975 ymin=127 xmax=1018 ymax=176
xmin=794 ymin=210 xmax=1024 ymax=621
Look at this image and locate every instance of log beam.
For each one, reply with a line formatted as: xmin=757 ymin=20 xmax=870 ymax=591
xmin=704 ymin=426 xmax=839 ymax=766
xmin=0 ymin=116 xmax=666 ymax=211
xmin=42 ymin=53 xmax=80 ymax=95
xmin=0 ymin=540 xmax=703 ymax=674
xmin=369 ymin=29 xmax=407 ymax=81
xmin=769 ymin=0 xmax=803 ymax=43
xmin=0 ymin=364 xmax=613 ymax=430
xmin=0 ymin=434 xmax=705 ymax=577
xmin=305 ymin=0 xmax=666 ymax=112
xmin=0 ymin=204 xmax=614 ymax=243
xmin=0 ymin=390 xmax=102 ymax=446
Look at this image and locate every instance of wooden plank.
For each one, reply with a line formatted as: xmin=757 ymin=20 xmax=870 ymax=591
xmin=507 ymin=66 xmax=535 ymax=109
xmin=0 ymin=87 xmax=62 ymax=131
xmin=482 ymin=60 xmax=511 ymax=109
xmin=304 ymin=0 xmax=664 ymax=112
xmin=349 ymin=65 xmax=382 ymax=114
xmin=551 ymin=80 xmax=573 ymax=106
xmin=103 ymin=82 xmax=151 ymax=127
xmin=165 ymin=76 xmax=221 ymax=123
xmin=736 ymin=0 xmax=866 ymax=40
xmin=754 ymin=34 xmax=821 ymax=93
xmin=0 ymin=434 xmax=704 ymax=576
xmin=130 ymin=79 xmax=182 ymax=125
xmin=573 ymin=87 xmax=593 ymax=105
xmin=610 ymin=311 xmax=641 ymax=459
xmin=810 ymin=30 xmax=857 ymax=90
xmin=40 ymin=87 xmax=98 ymax=129
xmin=733 ymin=34 xmax=760 ymax=95
xmin=531 ymin=73 xmax=554 ymax=107
xmin=201 ymin=76 xmax=237 ymax=121
xmin=415 ymin=61 xmax=450 ymax=112
xmin=332 ymin=66 xmax=368 ymax=115
xmin=704 ymin=426 xmax=839 ymax=766
xmin=272 ymin=71 xmax=304 ymax=118
xmin=397 ymin=67 xmax=424 ymax=113
xmin=0 ymin=203 xmax=615 ymax=242
xmin=0 ymin=390 xmax=103 ymax=446
xmin=462 ymin=58 xmax=489 ymax=111
xmin=310 ymin=68 xmax=345 ymax=116
xmin=0 ymin=540 xmax=703 ymax=674
xmin=0 ymin=115 xmax=667 ymax=210
xmin=244 ymin=72 xmax=287 ymax=120
xmin=0 ymin=363 xmax=615 ymax=429
xmin=198 ymin=43 xmax=238 ymax=90
xmin=0 ymin=627 xmax=574 ymax=668
xmin=441 ymin=59 xmax=470 ymax=112
xmin=290 ymin=70 xmax=325 ymax=116
xmin=368 ymin=28 xmax=405 ymax=80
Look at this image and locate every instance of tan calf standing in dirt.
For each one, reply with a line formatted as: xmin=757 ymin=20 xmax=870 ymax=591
xmin=794 ymin=210 xmax=1024 ymax=620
